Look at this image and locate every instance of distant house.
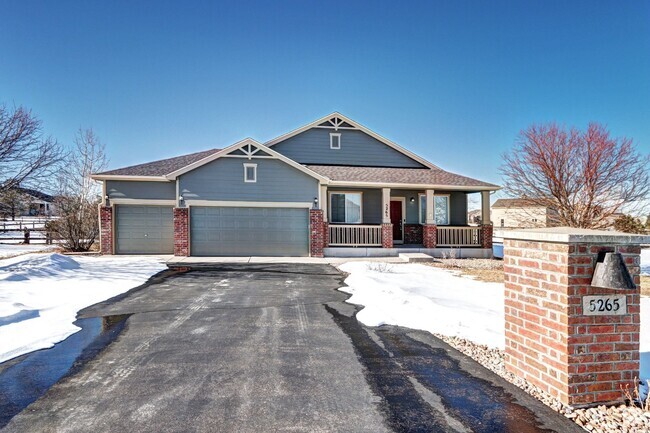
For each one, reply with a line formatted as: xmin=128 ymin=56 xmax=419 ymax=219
xmin=491 ymin=198 xmax=559 ymax=229
xmin=0 ymin=187 xmax=57 ymax=218
xmin=467 ymin=209 xmax=482 ymax=225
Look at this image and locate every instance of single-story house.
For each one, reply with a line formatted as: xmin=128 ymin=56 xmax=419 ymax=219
xmin=491 ymin=198 xmax=560 ymax=229
xmin=91 ymin=113 xmax=499 ymax=257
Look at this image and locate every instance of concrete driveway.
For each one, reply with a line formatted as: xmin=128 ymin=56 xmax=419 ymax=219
xmin=2 ymin=263 xmax=581 ymax=433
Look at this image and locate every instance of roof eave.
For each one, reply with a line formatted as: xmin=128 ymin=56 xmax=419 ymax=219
xmin=90 ymin=175 xmax=172 ymax=182
xmin=327 ymin=180 xmax=500 ymax=191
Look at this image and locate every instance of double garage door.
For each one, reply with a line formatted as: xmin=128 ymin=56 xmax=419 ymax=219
xmin=113 ymin=204 xmax=309 ymax=256
xmin=190 ymin=206 xmax=309 ymax=257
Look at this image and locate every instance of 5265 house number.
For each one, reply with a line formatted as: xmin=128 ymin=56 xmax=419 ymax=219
xmin=582 ymin=295 xmax=627 ymax=316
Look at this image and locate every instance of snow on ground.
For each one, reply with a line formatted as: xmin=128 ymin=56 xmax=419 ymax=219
xmin=339 ymin=261 xmax=650 ymax=383
xmin=0 ymin=253 xmax=166 ymax=363
xmin=338 ymin=262 xmax=505 ymax=348
xmin=0 ymin=244 xmax=55 ymax=258
xmin=642 ymin=248 xmax=649 ymax=276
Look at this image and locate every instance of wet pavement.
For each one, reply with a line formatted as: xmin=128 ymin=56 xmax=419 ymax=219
xmin=0 ymin=263 xmax=582 ymax=432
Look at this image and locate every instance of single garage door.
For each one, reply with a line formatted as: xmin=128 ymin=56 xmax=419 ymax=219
xmin=190 ymin=206 xmax=309 ymax=256
xmin=115 ymin=205 xmax=174 ymax=254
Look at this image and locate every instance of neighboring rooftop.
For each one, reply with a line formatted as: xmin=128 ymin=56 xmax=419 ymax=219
xmin=306 ymin=165 xmax=499 ymax=189
xmin=96 ymin=148 xmax=221 ymax=177
xmin=492 ymin=198 xmax=548 ymax=208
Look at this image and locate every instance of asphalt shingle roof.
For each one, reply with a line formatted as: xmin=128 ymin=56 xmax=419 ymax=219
xmin=306 ymin=165 xmax=499 ymax=189
xmin=96 ymin=148 xmax=221 ymax=177
xmin=492 ymin=198 xmax=543 ymax=208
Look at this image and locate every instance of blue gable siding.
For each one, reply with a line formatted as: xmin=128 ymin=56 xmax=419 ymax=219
xmin=179 ymin=157 xmax=319 ymax=202
xmin=271 ymin=128 xmax=425 ymax=168
xmin=106 ymin=180 xmax=176 ymax=200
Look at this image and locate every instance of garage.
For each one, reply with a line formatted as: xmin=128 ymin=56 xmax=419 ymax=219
xmin=115 ymin=205 xmax=174 ymax=254
xmin=190 ymin=206 xmax=309 ymax=256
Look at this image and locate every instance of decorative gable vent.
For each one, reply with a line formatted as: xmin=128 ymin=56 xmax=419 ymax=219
xmin=225 ymin=142 xmax=271 ymax=160
xmin=316 ymin=116 xmax=356 ymax=131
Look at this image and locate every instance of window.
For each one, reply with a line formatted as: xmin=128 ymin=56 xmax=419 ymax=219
xmin=243 ymin=163 xmax=257 ymax=183
xmin=418 ymin=194 xmax=450 ymax=225
xmin=330 ymin=192 xmax=362 ymax=223
xmin=330 ymin=133 xmax=341 ymax=149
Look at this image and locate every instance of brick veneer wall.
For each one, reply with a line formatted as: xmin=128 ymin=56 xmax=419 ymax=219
xmin=173 ymin=207 xmax=189 ymax=256
xmin=99 ymin=205 xmax=113 ymax=254
xmin=404 ymin=224 xmax=423 ymax=244
xmin=481 ymin=224 xmax=493 ymax=249
xmin=381 ymin=223 xmax=393 ymax=248
xmin=504 ymin=239 xmax=641 ymax=406
xmin=422 ymin=224 xmax=437 ymax=248
xmin=310 ymin=209 xmax=325 ymax=257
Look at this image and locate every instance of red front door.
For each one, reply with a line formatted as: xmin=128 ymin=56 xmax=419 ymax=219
xmin=390 ymin=200 xmax=403 ymax=242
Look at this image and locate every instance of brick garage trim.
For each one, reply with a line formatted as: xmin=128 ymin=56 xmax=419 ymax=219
xmin=310 ymin=209 xmax=325 ymax=257
xmin=503 ymin=238 xmax=641 ymax=406
xmin=173 ymin=207 xmax=189 ymax=256
xmin=99 ymin=205 xmax=113 ymax=254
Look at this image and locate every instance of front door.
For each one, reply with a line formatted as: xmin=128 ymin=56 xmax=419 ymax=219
xmin=390 ymin=200 xmax=403 ymax=244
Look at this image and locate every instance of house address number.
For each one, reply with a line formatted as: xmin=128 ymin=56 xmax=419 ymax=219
xmin=582 ymin=295 xmax=627 ymax=316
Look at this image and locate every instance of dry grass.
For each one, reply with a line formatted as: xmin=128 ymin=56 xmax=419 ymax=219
xmin=427 ymin=258 xmax=505 ymax=283
xmin=642 ymin=276 xmax=650 ymax=297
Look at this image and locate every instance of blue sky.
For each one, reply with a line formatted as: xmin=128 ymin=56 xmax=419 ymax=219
xmin=2 ymin=0 xmax=649 ymax=192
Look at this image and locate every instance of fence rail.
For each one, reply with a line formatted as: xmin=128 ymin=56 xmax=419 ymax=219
xmin=437 ymin=226 xmax=482 ymax=247
xmin=329 ymin=224 xmax=382 ymax=247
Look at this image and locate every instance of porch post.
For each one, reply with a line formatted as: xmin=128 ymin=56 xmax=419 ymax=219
xmin=423 ymin=189 xmax=437 ymax=248
xmin=481 ymin=190 xmax=493 ymax=249
xmin=381 ymin=188 xmax=393 ymax=248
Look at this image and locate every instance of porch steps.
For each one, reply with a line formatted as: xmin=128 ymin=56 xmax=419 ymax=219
xmin=398 ymin=253 xmax=434 ymax=263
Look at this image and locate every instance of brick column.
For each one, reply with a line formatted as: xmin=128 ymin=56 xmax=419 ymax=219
xmin=503 ymin=229 xmax=647 ymax=407
xmin=173 ymin=207 xmax=189 ymax=257
xmin=422 ymin=224 xmax=437 ymax=248
xmin=381 ymin=223 xmax=393 ymax=248
xmin=310 ymin=209 xmax=325 ymax=257
xmin=99 ymin=205 xmax=113 ymax=254
xmin=481 ymin=224 xmax=493 ymax=249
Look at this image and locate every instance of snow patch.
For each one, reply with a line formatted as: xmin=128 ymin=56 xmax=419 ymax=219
xmin=0 ymin=253 xmax=166 ymax=363
xmin=338 ymin=262 xmax=505 ymax=349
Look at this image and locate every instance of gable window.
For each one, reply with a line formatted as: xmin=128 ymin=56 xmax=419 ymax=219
xmin=418 ymin=194 xmax=450 ymax=225
xmin=330 ymin=133 xmax=341 ymax=149
xmin=243 ymin=163 xmax=257 ymax=183
xmin=330 ymin=192 xmax=362 ymax=223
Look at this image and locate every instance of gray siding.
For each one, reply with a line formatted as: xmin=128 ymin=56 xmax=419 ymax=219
xmin=272 ymin=128 xmax=425 ymax=168
xmin=107 ymin=180 xmax=176 ymax=201
xmin=448 ymin=191 xmax=468 ymax=225
xmin=179 ymin=158 xmax=319 ymax=202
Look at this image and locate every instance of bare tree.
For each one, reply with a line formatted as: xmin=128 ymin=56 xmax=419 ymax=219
xmin=500 ymin=123 xmax=650 ymax=229
xmin=49 ymin=128 xmax=107 ymax=251
xmin=0 ymin=105 xmax=63 ymax=192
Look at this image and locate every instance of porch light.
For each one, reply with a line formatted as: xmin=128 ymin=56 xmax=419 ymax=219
xmin=178 ymin=195 xmax=184 ymax=201
xmin=410 ymin=197 xmax=415 ymax=203
xmin=313 ymin=197 xmax=319 ymax=208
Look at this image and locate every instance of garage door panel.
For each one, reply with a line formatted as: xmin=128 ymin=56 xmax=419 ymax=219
xmin=190 ymin=206 xmax=308 ymax=256
xmin=115 ymin=205 xmax=174 ymax=254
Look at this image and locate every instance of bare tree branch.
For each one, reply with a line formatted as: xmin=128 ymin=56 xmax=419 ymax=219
xmin=500 ymin=122 xmax=650 ymax=229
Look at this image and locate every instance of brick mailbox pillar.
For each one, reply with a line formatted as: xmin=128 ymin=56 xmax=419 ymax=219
xmin=503 ymin=228 xmax=649 ymax=407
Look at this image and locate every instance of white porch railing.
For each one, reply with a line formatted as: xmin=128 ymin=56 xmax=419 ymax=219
xmin=437 ymin=226 xmax=482 ymax=247
xmin=329 ymin=224 xmax=382 ymax=247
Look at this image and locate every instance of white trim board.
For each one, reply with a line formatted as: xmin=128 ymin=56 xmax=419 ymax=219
xmin=109 ymin=199 xmax=177 ymax=206
xmin=184 ymin=200 xmax=313 ymax=208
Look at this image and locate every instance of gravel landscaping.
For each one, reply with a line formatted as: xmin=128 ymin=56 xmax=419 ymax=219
xmin=435 ymin=334 xmax=650 ymax=433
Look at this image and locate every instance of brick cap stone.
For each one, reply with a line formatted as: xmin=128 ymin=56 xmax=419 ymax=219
xmin=501 ymin=227 xmax=650 ymax=244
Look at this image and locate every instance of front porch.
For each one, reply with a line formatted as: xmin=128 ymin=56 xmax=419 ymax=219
xmin=311 ymin=185 xmax=494 ymax=257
